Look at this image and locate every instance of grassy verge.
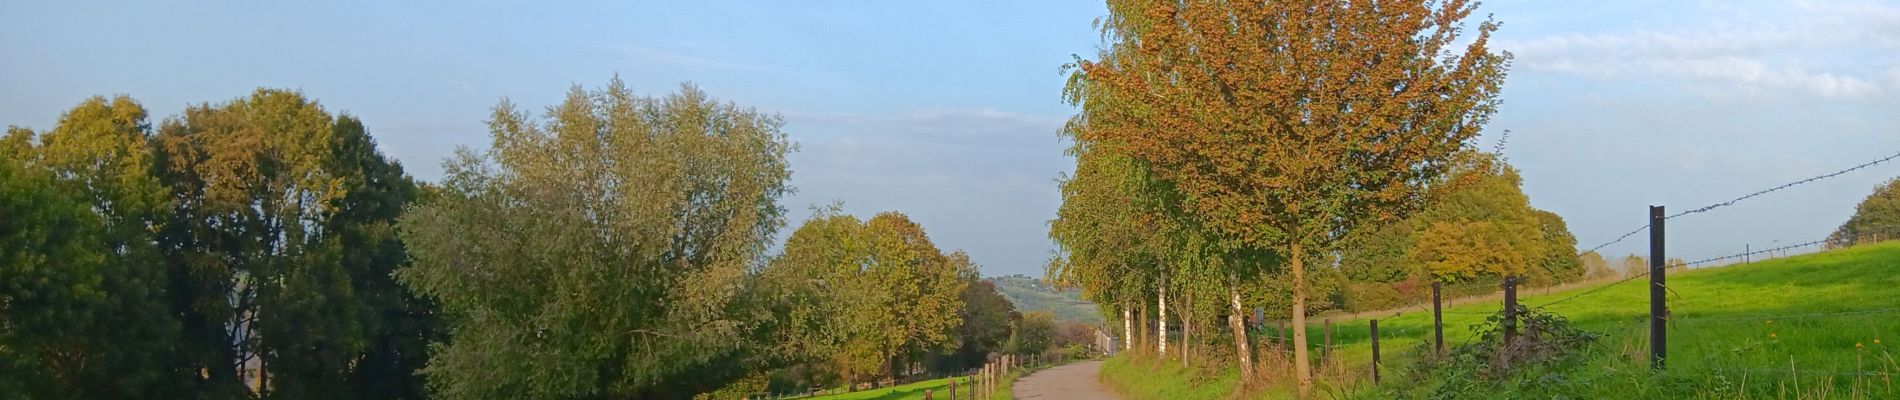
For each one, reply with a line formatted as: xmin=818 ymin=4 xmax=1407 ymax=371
xmin=803 ymin=376 xmax=975 ymax=400
xmin=1099 ymin=354 xmax=1241 ymax=399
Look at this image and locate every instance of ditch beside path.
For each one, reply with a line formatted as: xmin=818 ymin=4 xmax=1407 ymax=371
xmin=1010 ymin=360 xmax=1119 ymax=400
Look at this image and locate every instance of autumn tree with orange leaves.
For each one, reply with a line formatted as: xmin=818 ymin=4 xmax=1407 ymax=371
xmin=1063 ymin=0 xmax=1511 ymax=394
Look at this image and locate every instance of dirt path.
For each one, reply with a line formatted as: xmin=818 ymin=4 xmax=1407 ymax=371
xmin=1010 ymin=360 xmax=1119 ymax=400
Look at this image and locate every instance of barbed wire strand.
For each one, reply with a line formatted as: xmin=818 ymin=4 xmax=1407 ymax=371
xmin=1580 ymin=224 xmax=1651 ymax=256
xmin=1574 ymin=148 xmax=1900 ymax=256
xmin=1536 ymin=271 xmax=1650 ymax=307
xmin=1667 ymin=149 xmax=1900 ymax=219
xmin=1683 ymin=239 xmax=1831 ymax=267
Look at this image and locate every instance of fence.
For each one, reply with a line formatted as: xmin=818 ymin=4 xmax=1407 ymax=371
xmin=1332 ymin=148 xmax=1900 ymax=386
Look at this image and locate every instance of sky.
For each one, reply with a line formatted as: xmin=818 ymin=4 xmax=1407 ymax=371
xmin=4 ymin=1 xmax=1898 ymax=277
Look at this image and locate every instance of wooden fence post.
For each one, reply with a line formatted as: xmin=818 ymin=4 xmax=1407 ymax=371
xmin=1322 ymin=318 xmax=1332 ymax=364
xmin=1432 ymin=280 xmax=1444 ymax=356
xmin=1502 ymin=275 xmax=1517 ymax=347
xmin=1370 ymin=319 xmax=1381 ymax=384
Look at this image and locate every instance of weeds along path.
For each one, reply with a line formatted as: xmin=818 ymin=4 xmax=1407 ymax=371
xmin=1012 ymin=360 xmax=1118 ymax=400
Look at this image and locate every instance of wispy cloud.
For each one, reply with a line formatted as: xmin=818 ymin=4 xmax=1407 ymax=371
xmin=1498 ymin=3 xmax=1900 ymax=100
xmin=605 ymin=42 xmax=766 ymax=72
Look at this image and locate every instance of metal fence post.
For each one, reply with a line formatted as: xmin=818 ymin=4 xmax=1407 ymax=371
xmin=1649 ymin=205 xmax=1667 ymax=369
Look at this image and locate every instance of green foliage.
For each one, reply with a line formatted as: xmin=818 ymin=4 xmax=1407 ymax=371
xmin=7 ymin=96 xmax=191 ymax=398
xmin=947 ymin=278 xmax=1020 ymax=371
xmin=0 ymin=156 xmax=110 ymax=399
xmin=155 ymin=88 xmax=399 ymax=398
xmin=1008 ymin=311 xmax=1058 ymax=356
xmin=763 ymin=208 xmax=970 ymax=385
xmin=1339 ymin=219 xmax=1418 ymax=284
xmin=1339 ymin=152 xmax=1584 ymax=311
xmin=1831 ymin=177 xmax=1900 ymax=246
xmin=398 ymin=79 xmax=793 ymax=398
xmin=1417 ymin=306 xmax=1600 ymax=394
xmin=325 ymin=115 xmax=436 ymax=400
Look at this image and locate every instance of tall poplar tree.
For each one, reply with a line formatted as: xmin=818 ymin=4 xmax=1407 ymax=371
xmin=1065 ymin=0 xmax=1510 ymax=392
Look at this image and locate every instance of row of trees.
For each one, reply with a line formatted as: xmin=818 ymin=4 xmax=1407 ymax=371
xmin=1048 ymin=0 xmax=1514 ymax=396
xmin=1 ymin=79 xmax=1043 ymax=399
xmin=1 ymin=92 xmax=433 ymax=399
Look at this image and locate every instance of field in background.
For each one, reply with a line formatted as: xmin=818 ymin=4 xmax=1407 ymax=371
xmin=989 ymin=275 xmax=1103 ymax=325
xmin=1105 ymin=241 xmax=1900 ymax=399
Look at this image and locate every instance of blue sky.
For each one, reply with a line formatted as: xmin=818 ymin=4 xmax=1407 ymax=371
xmin=5 ymin=1 xmax=1898 ymax=277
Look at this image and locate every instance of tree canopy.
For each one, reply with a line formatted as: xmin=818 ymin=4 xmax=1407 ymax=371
xmin=1063 ymin=0 xmax=1511 ymax=391
xmin=396 ymin=79 xmax=794 ymax=398
xmin=1831 ymin=178 xmax=1900 ymax=246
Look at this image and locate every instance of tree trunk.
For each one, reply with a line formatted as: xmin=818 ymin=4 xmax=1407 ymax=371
xmin=1138 ymin=299 xmax=1149 ymax=356
xmin=1123 ymin=304 xmax=1133 ymax=352
xmin=1291 ymin=243 xmax=1312 ymax=397
xmin=1227 ymin=278 xmax=1254 ymax=384
xmin=1157 ymin=274 xmax=1168 ymax=357
xmin=1183 ymin=291 xmax=1192 ymax=368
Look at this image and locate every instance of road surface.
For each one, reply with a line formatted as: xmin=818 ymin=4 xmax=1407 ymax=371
xmin=1010 ymin=360 xmax=1119 ymax=400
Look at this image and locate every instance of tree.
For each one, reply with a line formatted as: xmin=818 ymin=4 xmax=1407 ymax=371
xmin=947 ymin=276 xmax=1019 ymax=371
xmin=1007 ymin=311 xmax=1058 ymax=357
xmin=153 ymin=89 xmax=362 ymax=398
xmin=1830 ymin=178 xmax=1900 ymax=246
xmin=1412 ymin=220 xmax=1523 ymax=281
xmin=325 ymin=116 xmax=438 ymax=400
xmin=1065 ymin=0 xmax=1510 ymax=391
xmin=1618 ymin=255 xmax=1649 ymax=278
xmin=10 ymin=96 xmax=189 ymax=398
xmin=1579 ymin=251 xmax=1616 ymax=280
xmin=1047 ymin=146 xmax=1167 ymax=355
xmin=0 ymin=153 xmax=111 ymax=399
xmin=1530 ymin=210 xmax=1584 ymax=285
xmin=397 ymin=79 xmax=793 ymax=398
xmin=765 ymin=208 xmax=970 ymax=385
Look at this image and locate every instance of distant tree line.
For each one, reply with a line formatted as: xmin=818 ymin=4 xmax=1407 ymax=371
xmin=0 ymin=79 xmax=1059 ymax=399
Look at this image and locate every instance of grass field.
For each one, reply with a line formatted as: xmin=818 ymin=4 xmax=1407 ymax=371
xmin=800 ymin=376 xmax=976 ymax=400
xmin=1103 ymin=241 xmax=1900 ymax=399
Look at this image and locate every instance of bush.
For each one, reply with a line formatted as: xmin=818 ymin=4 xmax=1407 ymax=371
xmin=1406 ymin=306 xmax=1602 ymax=399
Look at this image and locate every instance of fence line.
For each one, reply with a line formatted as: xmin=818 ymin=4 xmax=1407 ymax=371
xmin=1575 ymin=148 xmax=1900 ymax=256
xmin=1684 ymin=239 xmax=1831 ymax=268
xmin=1535 ymin=270 xmax=1650 ymax=307
xmin=1666 ymin=149 xmax=1900 ymax=219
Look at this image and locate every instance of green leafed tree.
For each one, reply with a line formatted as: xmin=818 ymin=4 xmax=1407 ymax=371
xmin=763 ymin=207 xmax=970 ymax=386
xmin=0 ymin=151 xmax=111 ymax=400
xmin=397 ymin=78 xmax=793 ymax=399
xmin=4 ymin=96 xmax=190 ymax=398
xmin=1006 ymin=311 xmax=1058 ymax=357
xmin=1831 ymin=178 xmax=1900 ymax=246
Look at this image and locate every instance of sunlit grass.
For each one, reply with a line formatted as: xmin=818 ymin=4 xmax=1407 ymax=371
xmin=1103 ymin=241 xmax=1900 ymax=399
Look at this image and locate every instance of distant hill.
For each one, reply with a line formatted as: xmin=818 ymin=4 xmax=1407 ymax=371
xmin=986 ymin=275 xmax=1103 ymax=326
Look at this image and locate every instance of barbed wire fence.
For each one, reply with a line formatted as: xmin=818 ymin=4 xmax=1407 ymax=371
xmin=1526 ymin=147 xmax=1900 ymax=383
xmin=1245 ymin=149 xmax=1900 ymax=388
